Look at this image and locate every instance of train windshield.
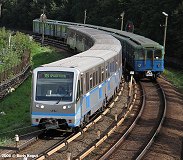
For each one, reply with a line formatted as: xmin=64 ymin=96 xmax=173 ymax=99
xmin=36 ymin=71 xmax=74 ymax=102
xmin=146 ymin=50 xmax=153 ymax=60
xmin=136 ymin=49 xmax=144 ymax=60
xmin=154 ymin=50 xmax=163 ymax=60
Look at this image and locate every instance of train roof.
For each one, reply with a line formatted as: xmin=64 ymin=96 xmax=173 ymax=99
xmin=42 ymin=53 xmax=102 ymax=72
xmin=114 ymin=31 xmax=161 ymax=48
xmin=41 ymin=25 xmax=121 ymax=73
xmin=42 ymin=49 xmax=118 ymax=72
xmin=68 ymin=26 xmax=122 ymax=52
xmin=33 ymin=19 xmax=162 ymax=49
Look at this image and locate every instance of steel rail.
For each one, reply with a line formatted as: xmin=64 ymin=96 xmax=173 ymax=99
xmin=135 ymin=81 xmax=167 ymax=160
xmin=34 ymin=81 xmax=125 ymax=160
xmin=99 ymin=80 xmax=143 ymax=160
xmin=74 ymin=79 xmax=137 ymax=160
xmin=0 ymin=64 xmax=31 ymax=100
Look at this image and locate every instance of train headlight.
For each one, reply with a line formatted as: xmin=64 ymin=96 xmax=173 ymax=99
xmin=138 ymin=64 xmax=141 ymax=67
xmin=68 ymin=105 xmax=71 ymax=109
xmin=36 ymin=104 xmax=40 ymax=108
xmin=40 ymin=105 xmax=45 ymax=109
xmin=63 ymin=106 xmax=67 ymax=109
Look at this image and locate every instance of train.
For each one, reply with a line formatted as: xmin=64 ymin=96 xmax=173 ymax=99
xmin=31 ymin=26 xmax=122 ymax=130
xmin=33 ymin=19 xmax=164 ymax=79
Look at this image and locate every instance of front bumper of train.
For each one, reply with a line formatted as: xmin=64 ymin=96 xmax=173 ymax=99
xmin=31 ymin=112 xmax=80 ymax=128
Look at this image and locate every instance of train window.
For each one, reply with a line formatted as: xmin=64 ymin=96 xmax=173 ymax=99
xmin=154 ymin=50 xmax=162 ymax=60
xmin=99 ymin=67 xmax=102 ymax=83
xmin=81 ymin=77 xmax=83 ymax=94
xmin=116 ymin=59 xmax=118 ymax=71
xmin=96 ymin=71 xmax=98 ymax=85
xmin=102 ymin=68 xmax=104 ymax=81
xmin=36 ymin=71 xmax=73 ymax=102
xmin=106 ymin=66 xmax=108 ymax=78
xmin=86 ymin=72 xmax=89 ymax=92
xmin=90 ymin=74 xmax=93 ymax=89
xmin=108 ymin=62 xmax=110 ymax=76
xmin=109 ymin=63 xmax=111 ymax=75
xmin=76 ymin=80 xmax=80 ymax=101
xmin=113 ymin=61 xmax=116 ymax=72
xmin=93 ymin=72 xmax=96 ymax=87
xmin=62 ymin=26 xmax=66 ymax=32
xmin=110 ymin=61 xmax=115 ymax=73
xmin=137 ymin=51 xmax=144 ymax=60
xmin=146 ymin=50 xmax=153 ymax=60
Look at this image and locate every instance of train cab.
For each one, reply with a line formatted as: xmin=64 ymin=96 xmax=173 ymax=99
xmin=31 ymin=67 xmax=81 ymax=129
xmin=134 ymin=47 xmax=164 ymax=78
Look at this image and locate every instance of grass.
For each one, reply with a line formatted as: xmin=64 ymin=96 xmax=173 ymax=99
xmin=163 ymin=68 xmax=183 ymax=93
xmin=0 ymin=43 xmax=71 ymax=143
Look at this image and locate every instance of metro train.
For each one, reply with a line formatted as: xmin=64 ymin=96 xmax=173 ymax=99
xmin=33 ymin=19 xmax=164 ymax=79
xmin=31 ymin=26 xmax=122 ymax=130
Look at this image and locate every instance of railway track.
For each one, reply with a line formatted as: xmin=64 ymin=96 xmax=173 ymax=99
xmin=100 ymin=80 xmax=166 ymax=160
xmin=33 ymin=35 xmax=73 ymax=54
xmin=143 ymin=77 xmax=183 ymax=160
xmin=30 ymin=79 xmax=136 ymax=160
xmin=0 ymin=65 xmax=31 ymax=100
xmin=1 ymin=78 xmax=133 ymax=160
xmin=1 ymin=34 xmax=175 ymax=160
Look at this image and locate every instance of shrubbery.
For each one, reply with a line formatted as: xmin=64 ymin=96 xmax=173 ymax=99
xmin=0 ymin=27 xmax=33 ymax=79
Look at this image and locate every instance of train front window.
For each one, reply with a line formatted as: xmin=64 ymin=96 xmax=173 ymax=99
xmin=154 ymin=50 xmax=162 ymax=60
xmin=146 ymin=50 xmax=153 ymax=60
xmin=36 ymin=71 xmax=74 ymax=102
xmin=137 ymin=50 xmax=144 ymax=60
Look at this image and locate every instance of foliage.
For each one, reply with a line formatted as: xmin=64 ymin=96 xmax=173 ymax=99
xmin=0 ymin=28 xmax=33 ymax=76
xmin=163 ymin=69 xmax=183 ymax=93
xmin=0 ymin=0 xmax=183 ymax=59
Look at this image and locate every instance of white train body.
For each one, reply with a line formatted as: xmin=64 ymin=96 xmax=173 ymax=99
xmin=31 ymin=27 xmax=122 ymax=129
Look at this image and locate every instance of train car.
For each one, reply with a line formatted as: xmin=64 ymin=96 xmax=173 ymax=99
xmin=31 ymin=27 xmax=122 ymax=130
xmin=33 ymin=19 xmax=164 ymax=79
xmin=113 ymin=32 xmax=164 ymax=79
xmin=33 ymin=19 xmax=80 ymax=39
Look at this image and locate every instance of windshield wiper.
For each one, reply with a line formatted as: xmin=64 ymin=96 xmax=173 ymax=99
xmin=55 ymin=91 xmax=72 ymax=104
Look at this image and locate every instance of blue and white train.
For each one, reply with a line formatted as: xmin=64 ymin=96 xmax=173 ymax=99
xmin=33 ymin=19 xmax=164 ymax=79
xmin=31 ymin=26 xmax=122 ymax=129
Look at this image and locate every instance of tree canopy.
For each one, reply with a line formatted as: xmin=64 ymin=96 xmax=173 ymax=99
xmin=0 ymin=0 xmax=183 ymax=59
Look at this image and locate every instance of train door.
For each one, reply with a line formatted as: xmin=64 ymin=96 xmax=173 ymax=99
xmin=76 ymin=78 xmax=82 ymax=126
xmin=145 ymin=50 xmax=153 ymax=69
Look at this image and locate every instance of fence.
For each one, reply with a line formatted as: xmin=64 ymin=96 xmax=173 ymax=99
xmin=0 ymin=51 xmax=31 ymax=99
xmin=0 ymin=51 xmax=31 ymax=84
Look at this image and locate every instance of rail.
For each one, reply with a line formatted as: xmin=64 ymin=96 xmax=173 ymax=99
xmin=136 ymin=81 xmax=167 ymax=159
xmin=99 ymin=80 xmax=144 ymax=160
xmin=99 ymin=80 xmax=167 ymax=160
xmin=33 ymin=80 xmax=126 ymax=160
xmin=0 ymin=51 xmax=31 ymax=100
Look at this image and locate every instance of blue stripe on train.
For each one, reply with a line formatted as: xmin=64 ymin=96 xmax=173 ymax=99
xmin=86 ymin=95 xmax=90 ymax=108
xmin=32 ymin=112 xmax=75 ymax=117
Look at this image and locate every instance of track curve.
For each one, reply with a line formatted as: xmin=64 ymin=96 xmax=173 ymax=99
xmin=105 ymin=80 xmax=166 ymax=160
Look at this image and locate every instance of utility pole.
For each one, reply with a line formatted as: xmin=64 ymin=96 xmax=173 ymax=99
xmin=84 ymin=9 xmax=87 ymax=24
xmin=0 ymin=3 xmax=2 ymax=17
xmin=40 ymin=5 xmax=47 ymax=46
xmin=120 ymin=12 xmax=125 ymax=31
xmin=162 ymin=12 xmax=168 ymax=53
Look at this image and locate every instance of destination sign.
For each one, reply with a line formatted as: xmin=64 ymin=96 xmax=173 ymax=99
xmin=43 ymin=73 xmax=66 ymax=78
xmin=37 ymin=71 xmax=73 ymax=79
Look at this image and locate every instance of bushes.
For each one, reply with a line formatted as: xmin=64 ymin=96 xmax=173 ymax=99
xmin=0 ymin=28 xmax=33 ymax=80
